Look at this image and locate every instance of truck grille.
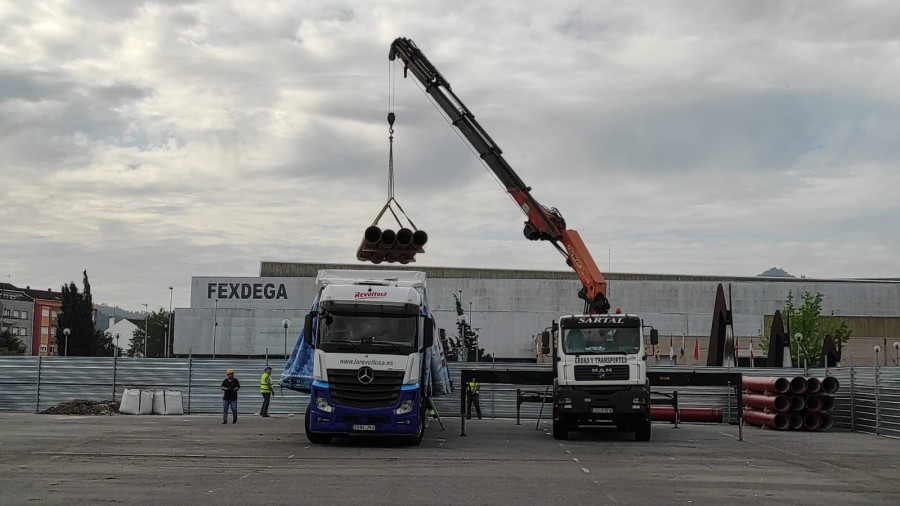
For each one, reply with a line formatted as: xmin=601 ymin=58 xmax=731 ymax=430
xmin=574 ymin=364 xmax=630 ymax=381
xmin=327 ymin=369 xmax=404 ymax=408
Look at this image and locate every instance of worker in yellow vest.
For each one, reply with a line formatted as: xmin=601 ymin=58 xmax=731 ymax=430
xmin=466 ymin=377 xmax=482 ymax=420
xmin=260 ymin=366 xmax=273 ymax=417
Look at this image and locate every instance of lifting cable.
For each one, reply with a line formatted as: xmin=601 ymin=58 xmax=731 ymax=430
xmin=371 ymin=61 xmax=420 ymax=232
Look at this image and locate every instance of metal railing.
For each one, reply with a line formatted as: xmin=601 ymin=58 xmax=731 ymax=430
xmin=1 ymin=357 xmax=898 ymax=438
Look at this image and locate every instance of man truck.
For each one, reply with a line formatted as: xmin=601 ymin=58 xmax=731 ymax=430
xmin=389 ymin=37 xmax=651 ymax=441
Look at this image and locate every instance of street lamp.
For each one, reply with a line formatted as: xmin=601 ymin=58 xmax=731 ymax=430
xmin=282 ymin=319 xmax=290 ymax=358
xmin=167 ymin=286 xmax=174 ymax=358
xmin=63 ymin=328 xmax=70 ymax=357
xmin=142 ymin=303 xmax=149 ymax=358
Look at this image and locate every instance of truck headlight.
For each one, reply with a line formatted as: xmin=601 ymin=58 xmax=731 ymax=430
xmin=632 ymin=397 xmax=646 ymax=404
xmin=394 ymin=399 xmax=415 ymax=415
xmin=316 ymin=397 xmax=334 ymax=413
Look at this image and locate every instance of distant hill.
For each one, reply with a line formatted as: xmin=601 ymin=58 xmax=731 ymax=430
xmin=758 ymin=267 xmax=795 ymax=278
xmin=95 ymin=304 xmax=146 ymax=331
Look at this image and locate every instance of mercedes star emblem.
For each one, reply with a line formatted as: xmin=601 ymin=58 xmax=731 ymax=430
xmin=357 ymin=366 xmax=375 ymax=385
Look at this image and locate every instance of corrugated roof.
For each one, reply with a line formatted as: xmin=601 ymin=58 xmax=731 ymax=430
xmin=259 ymin=261 xmax=900 ymax=284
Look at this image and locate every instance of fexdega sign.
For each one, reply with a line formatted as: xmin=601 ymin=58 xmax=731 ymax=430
xmin=190 ymin=277 xmax=308 ymax=310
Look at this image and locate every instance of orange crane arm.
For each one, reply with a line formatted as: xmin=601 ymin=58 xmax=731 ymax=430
xmin=390 ymin=37 xmax=611 ymax=313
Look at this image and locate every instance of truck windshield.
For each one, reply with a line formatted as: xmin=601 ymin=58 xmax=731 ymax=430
xmin=562 ymin=327 xmax=641 ymax=355
xmin=318 ymin=313 xmax=418 ymax=354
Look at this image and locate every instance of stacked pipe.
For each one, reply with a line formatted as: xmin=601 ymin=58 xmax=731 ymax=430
xmin=356 ymin=226 xmax=428 ymax=264
xmin=742 ymin=376 xmax=839 ymax=431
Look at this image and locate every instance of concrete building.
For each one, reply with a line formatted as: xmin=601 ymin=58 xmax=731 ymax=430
xmin=24 ymin=288 xmax=64 ymax=356
xmin=172 ymin=262 xmax=900 ymax=365
xmin=0 ymin=284 xmax=34 ymax=355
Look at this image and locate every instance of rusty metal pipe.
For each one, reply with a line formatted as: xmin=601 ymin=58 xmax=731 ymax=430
xmin=743 ymin=409 xmax=790 ymax=430
xmin=789 ymin=376 xmax=808 ymax=394
xmin=378 ymin=229 xmax=397 ymax=248
xmin=651 ymin=407 xmax=723 ymax=423
xmin=743 ymin=393 xmax=790 ymax=413
xmin=819 ymin=377 xmax=840 ymax=394
xmin=789 ymin=413 xmax=804 ymax=430
xmin=819 ymin=412 xmax=834 ymax=430
xmin=413 ymin=230 xmax=428 ymax=247
xmin=805 ymin=377 xmax=822 ymax=394
xmin=396 ymin=228 xmax=413 ymax=247
xmin=808 ymin=394 xmax=835 ymax=412
xmin=805 ymin=394 xmax=823 ymax=413
xmin=790 ymin=395 xmax=806 ymax=412
xmin=742 ymin=376 xmax=790 ymax=394
xmin=803 ymin=412 xmax=821 ymax=431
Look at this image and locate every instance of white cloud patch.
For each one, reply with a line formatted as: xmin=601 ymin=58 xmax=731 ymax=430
xmin=1 ymin=0 xmax=898 ymax=310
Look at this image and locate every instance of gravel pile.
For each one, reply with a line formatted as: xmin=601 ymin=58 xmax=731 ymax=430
xmin=42 ymin=399 xmax=120 ymax=415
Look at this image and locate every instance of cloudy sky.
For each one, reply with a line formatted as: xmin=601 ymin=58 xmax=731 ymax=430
xmin=2 ymin=0 xmax=899 ymax=312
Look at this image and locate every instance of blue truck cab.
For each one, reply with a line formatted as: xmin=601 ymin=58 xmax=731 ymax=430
xmin=303 ymin=270 xmax=448 ymax=445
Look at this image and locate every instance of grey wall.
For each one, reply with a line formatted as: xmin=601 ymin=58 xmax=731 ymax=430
xmin=172 ymin=266 xmax=900 ymax=359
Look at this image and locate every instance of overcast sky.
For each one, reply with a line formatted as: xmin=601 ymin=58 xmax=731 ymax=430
xmin=2 ymin=0 xmax=898 ymax=312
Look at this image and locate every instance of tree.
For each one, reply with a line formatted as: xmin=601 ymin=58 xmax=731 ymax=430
xmin=55 ymin=270 xmax=114 ymax=356
xmin=780 ymin=291 xmax=852 ymax=366
xmin=0 ymin=329 xmax=27 ymax=355
xmin=127 ymin=309 xmax=170 ymax=358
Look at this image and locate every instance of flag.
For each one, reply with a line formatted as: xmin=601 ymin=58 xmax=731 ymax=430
xmin=668 ymin=336 xmax=674 ymax=360
xmin=680 ymin=336 xmax=685 ymax=359
xmin=693 ymin=338 xmax=699 ymax=360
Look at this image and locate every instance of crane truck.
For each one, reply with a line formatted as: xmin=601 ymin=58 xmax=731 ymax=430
xmin=390 ymin=37 xmax=651 ymax=441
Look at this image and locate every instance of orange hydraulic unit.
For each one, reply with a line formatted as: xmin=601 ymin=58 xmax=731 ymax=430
xmin=389 ymin=37 xmax=610 ymax=313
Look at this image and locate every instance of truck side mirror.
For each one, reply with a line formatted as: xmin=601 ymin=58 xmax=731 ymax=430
xmin=423 ymin=319 xmax=434 ymax=348
xmin=541 ymin=330 xmax=550 ymax=347
xmin=303 ymin=312 xmax=315 ymax=346
xmin=650 ymin=329 xmax=659 ymax=346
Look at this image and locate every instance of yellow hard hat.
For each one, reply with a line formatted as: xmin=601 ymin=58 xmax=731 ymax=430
xmin=226 ymin=369 xmax=234 ymax=374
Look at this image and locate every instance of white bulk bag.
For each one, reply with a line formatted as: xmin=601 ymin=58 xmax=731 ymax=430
xmin=139 ymin=390 xmax=154 ymax=415
xmin=164 ymin=390 xmax=184 ymax=415
xmin=119 ymin=388 xmax=142 ymax=415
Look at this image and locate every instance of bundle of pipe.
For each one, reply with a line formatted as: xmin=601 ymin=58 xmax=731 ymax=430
xmin=742 ymin=376 xmax=839 ymax=431
xmin=357 ymin=226 xmax=428 ymax=264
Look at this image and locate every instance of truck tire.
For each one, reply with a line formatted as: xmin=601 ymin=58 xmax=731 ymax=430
xmin=552 ymin=415 xmax=568 ymax=440
xmin=403 ymin=406 xmax=426 ymax=446
xmin=305 ymin=404 xmax=333 ymax=444
xmin=635 ymin=418 xmax=651 ymax=442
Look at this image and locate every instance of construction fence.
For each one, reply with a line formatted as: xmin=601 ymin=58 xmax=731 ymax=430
xmin=0 ymin=357 xmax=897 ymax=438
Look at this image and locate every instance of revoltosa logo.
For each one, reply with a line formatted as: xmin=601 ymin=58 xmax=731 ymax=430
xmin=354 ymin=291 xmax=387 ymax=299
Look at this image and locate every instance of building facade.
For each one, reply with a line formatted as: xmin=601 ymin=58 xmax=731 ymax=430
xmin=171 ymin=262 xmax=900 ymax=365
xmin=0 ymin=284 xmax=34 ymax=354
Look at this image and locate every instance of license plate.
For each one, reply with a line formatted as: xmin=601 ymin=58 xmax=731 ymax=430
xmin=591 ymin=407 xmax=614 ymax=414
xmin=352 ymin=424 xmax=375 ymax=431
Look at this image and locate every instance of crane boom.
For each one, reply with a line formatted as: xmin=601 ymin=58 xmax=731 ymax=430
xmin=389 ymin=37 xmax=610 ymax=313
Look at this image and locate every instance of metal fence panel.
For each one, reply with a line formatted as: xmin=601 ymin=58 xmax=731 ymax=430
xmin=0 ymin=357 xmax=38 ymax=411
xmin=1 ymin=356 xmax=899 ymax=438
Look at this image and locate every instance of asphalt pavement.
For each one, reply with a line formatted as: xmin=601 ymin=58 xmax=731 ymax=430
xmin=1 ymin=412 xmax=898 ymax=505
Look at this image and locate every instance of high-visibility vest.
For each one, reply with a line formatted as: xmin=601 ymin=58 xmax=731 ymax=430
xmin=260 ymin=372 xmax=273 ymax=393
xmin=467 ymin=381 xmax=479 ymax=394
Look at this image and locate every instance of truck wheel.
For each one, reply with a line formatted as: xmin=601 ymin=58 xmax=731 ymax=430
xmin=403 ymin=406 xmax=426 ymax=446
xmin=552 ymin=415 xmax=568 ymax=440
xmin=635 ymin=418 xmax=651 ymax=442
xmin=305 ymin=404 xmax=333 ymax=444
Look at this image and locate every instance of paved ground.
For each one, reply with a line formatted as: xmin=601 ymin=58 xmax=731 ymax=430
xmin=1 ymin=412 xmax=898 ymax=505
